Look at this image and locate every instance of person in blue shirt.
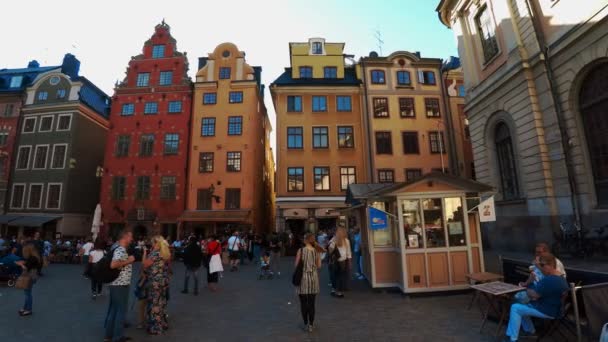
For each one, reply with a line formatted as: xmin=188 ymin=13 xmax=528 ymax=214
xmin=504 ymin=253 xmax=569 ymax=342
xmin=352 ymin=228 xmax=364 ymax=280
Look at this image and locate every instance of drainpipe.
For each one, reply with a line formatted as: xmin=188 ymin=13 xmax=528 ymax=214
xmin=360 ymin=59 xmax=375 ymax=183
xmin=524 ymin=0 xmax=582 ymax=227
xmin=439 ymin=63 xmax=459 ymax=176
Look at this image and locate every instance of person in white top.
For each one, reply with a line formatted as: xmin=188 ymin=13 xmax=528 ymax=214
xmin=81 ymin=238 xmax=94 ymax=277
xmin=328 ymin=227 xmax=352 ymax=298
xmin=227 ymin=232 xmax=241 ymax=272
xmin=88 ymin=239 xmax=106 ymax=299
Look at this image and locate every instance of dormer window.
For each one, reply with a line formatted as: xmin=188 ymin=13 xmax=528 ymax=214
xmin=38 ymin=91 xmax=48 ymax=101
xmin=312 ymin=42 xmax=323 ymax=55
xmin=152 ymin=45 xmax=165 ymax=59
xmin=299 ymin=66 xmax=313 ymax=79
xmin=219 ymin=67 xmax=231 ymax=80
xmin=10 ymin=76 xmax=23 ymax=88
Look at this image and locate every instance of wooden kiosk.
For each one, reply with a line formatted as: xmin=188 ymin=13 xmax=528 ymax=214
xmin=345 ymin=172 xmax=494 ymax=293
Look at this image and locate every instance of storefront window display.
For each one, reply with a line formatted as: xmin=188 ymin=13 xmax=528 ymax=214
xmin=401 ymin=200 xmax=423 ymax=249
xmin=422 ymin=198 xmax=445 ymax=248
xmin=445 ymin=197 xmax=466 ymax=246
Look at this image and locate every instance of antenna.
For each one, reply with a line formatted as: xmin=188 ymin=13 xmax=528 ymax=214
xmin=374 ymin=29 xmax=384 ymax=56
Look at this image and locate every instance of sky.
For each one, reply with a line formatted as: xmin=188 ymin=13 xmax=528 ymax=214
xmin=2 ymin=0 xmax=457 ymax=148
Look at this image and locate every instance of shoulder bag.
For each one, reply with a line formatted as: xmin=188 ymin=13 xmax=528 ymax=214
xmin=291 ymin=248 xmax=304 ymax=287
xmin=15 ymin=271 xmax=32 ymax=289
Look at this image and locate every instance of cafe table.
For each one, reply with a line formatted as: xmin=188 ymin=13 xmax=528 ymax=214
xmin=470 ymin=281 xmax=525 ymax=337
xmin=466 ymin=272 xmax=504 ymax=311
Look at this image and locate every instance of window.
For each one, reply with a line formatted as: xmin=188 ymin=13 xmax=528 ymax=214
xmin=10 ymin=76 xmax=23 ymax=88
xmin=340 ymin=167 xmax=356 ymax=191
xmin=10 ymin=184 xmax=25 ymax=209
xmin=475 ymin=5 xmax=500 ymax=63
xmin=115 ymin=135 xmax=130 ymax=157
xmin=33 ymin=145 xmax=49 ymax=169
xmin=423 ymin=198 xmax=445 ymax=248
xmin=136 ymin=73 xmax=150 ymax=87
xmin=495 ymin=123 xmax=520 ymax=200
xmin=16 ymin=146 xmax=31 ymax=169
xmin=337 ymin=126 xmax=354 ymax=148
xmin=225 ymin=188 xmax=241 ymax=209
xmin=46 ymin=183 xmax=61 ymax=209
xmin=312 ymin=96 xmax=327 ymax=112
xmin=39 ymin=116 xmax=53 ymax=132
xmin=4 ymin=104 xmax=14 ymax=116
xmin=23 ymin=117 xmax=36 ymax=133
xmin=56 ymin=89 xmax=66 ymax=99
xmin=160 ymin=176 xmax=176 ymax=200
xmin=402 ymin=132 xmax=419 ymax=154
xmin=312 ymin=127 xmax=329 ymax=148
xmin=228 ymin=116 xmax=242 ymax=135
xmin=336 ymin=96 xmax=352 ymax=112
xmin=28 ymin=184 xmax=43 ymax=209
xmin=136 ymin=176 xmax=151 ymax=200
xmin=197 ymin=189 xmax=212 ymax=210
xmin=37 ymin=91 xmax=48 ymax=101
xmin=229 ymin=91 xmax=243 ymax=103
xmin=287 ymin=96 xmax=302 ymax=112
xmin=168 ymin=101 xmax=182 ymax=113
xmin=445 ymin=197 xmax=467 ymax=246
xmin=429 ymin=131 xmax=446 ymax=154
xmin=201 ymin=118 xmax=216 ymax=136
xmin=425 ymin=98 xmax=440 ymax=117
xmin=139 ymin=134 xmax=154 ymax=157
xmin=111 ymin=177 xmax=126 ymax=200
xmin=219 ymin=67 xmax=231 ymax=79
xmin=418 ymin=71 xmax=436 ymax=85
xmin=122 ymin=103 xmax=135 ymax=116
xmin=287 ymin=127 xmax=303 ymax=149
xmin=324 ymin=67 xmax=337 ymax=79
xmin=373 ymin=98 xmax=389 ymax=118
xmin=144 ymin=102 xmax=158 ymax=114
xmin=0 ymin=131 xmax=8 ymax=146
xmin=159 ymin=71 xmax=173 ymax=86
xmin=314 ymin=167 xmax=330 ymax=191
xmin=199 ymin=152 xmax=214 ymax=173
xmin=203 ymin=93 xmax=217 ymax=105
xmin=227 ymin=152 xmax=241 ymax=172
xmin=371 ymin=70 xmax=386 ymax=84
xmin=312 ymin=42 xmax=323 ymax=54
xmin=57 ymin=114 xmax=72 ymax=131
xmin=287 ymin=167 xmax=304 ymax=192
xmin=399 ymin=98 xmax=415 ymax=117
xmin=402 ymin=199 xmax=423 ymax=248
xmin=299 ymin=66 xmax=313 ymax=78
xmin=405 ymin=168 xmax=422 ymax=181
xmin=152 ymin=44 xmax=165 ymax=58
xmin=164 ymin=133 xmax=179 ymax=155
xmin=396 ymin=71 xmax=411 ymax=85
xmin=375 ymin=131 xmax=392 ymax=154
xmin=378 ymin=169 xmax=395 ymax=183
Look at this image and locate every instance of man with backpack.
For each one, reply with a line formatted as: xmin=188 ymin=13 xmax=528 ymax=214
xmin=181 ymin=236 xmax=203 ymax=295
xmin=104 ymin=228 xmax=135 ymax=342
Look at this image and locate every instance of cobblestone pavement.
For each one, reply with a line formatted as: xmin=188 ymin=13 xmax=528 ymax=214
xmin=0 ymin=258 xmax=566 ymax=342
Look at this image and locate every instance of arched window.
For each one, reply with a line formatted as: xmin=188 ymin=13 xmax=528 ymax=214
xmin=495 ymin=122 xmax=520 ymax=200
xmin=579 ymin=62 xmax=608 ymax=206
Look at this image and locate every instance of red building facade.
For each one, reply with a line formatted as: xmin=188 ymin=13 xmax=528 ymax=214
xmin=100 ymin=22 xmax=192 ymax=240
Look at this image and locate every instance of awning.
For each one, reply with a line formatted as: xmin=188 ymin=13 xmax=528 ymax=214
xmin=9 ymin=215 xmax=62 ymax=227
xmin=0 ymin=214 xmax=22 ymax=224
xmin=178 ymin=210 xmax=251 ymax=223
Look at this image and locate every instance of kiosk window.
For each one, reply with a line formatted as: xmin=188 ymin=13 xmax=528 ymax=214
xmin=445 ymin=197 xmax=466 ymax=247
xmin=422 ymin=198 xmax=445 ymax=248
xmin=402 ymin=200 xmax=423 ymax=249
xmin=370 ymin=201 xmax=397 ymax=247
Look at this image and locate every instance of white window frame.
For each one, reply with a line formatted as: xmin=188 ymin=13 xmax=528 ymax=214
xmin=56 ymin=113 xmax=73 ymax=131
xmin=46 ymin=183 xmax=63 ymax=210
xmin=50 ymin=143 xmax=68 ymax=169
xmin=10 ymin=183 xmax=26 ymax=209
xmin=27 ymin=183 xmax=44 ymax=209
xmin=16 ymin=145 xmax=32 ymax=170
xmin=32 ymin=144 xmax=50 ymax=170
xmin=39 ymin=115 xmax=54 ymax=133
xmin=22 ymin=117 xmax=37 ymax=134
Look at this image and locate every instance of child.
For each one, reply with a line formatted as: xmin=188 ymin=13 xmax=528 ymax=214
xmin=259 ymin=252 xmax=272 ymax=279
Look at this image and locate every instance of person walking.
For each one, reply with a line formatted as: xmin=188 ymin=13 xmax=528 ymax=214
xmin=181 ymin=236 xmax=203 ymax=296
xmin=269 ymin=234 xmax=282 ymax=278
xmin=294 ymin=233 xmax=323 ymax=333
xmin=142 ymin=235 xmax=171 ymax=335
xmin=32 ymin=232 xmax=44 ymax=276
xmin=81 ymin=238 xmax=94 ymax=277
xmin=105 ymin=228 xmax=135 ymax=342
xmin=89 ymin=239 xmax=106 ymax=299
xmin=15 ymin=244 xmax=41 ymax=316
xmin=206 ymin=236 xmax=222 ymax=292
xmin=227 ymin=232 xmax=241 ymax=272
xmin=328 ymin=227 xmax=352 ymax=298
xmin=352 ymin=228 xmax=364 ymax=280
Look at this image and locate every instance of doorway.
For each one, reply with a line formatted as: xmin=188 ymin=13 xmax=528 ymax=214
xmin=134 ymin=225 xmax=147 ymax=240
xmin=318 ymin=218 xmax=337 ymax=233
xmin=285 ymin=219 xmax=305 ymax=255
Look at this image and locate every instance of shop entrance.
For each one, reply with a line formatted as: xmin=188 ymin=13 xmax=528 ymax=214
xmin=285 ymin=219 xmax=305 ymax=255
xmin=317 ymin=218 xmax=337 ymax=233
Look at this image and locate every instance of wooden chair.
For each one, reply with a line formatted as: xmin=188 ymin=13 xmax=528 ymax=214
xmin=536 ymin=286 xmax=577 ymax=341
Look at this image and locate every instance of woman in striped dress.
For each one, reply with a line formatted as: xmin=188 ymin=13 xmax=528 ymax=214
xmin=295 ymin=233 xmax=324 ymax=333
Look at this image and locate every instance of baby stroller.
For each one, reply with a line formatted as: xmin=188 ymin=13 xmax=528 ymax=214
xmin=258 ymin=253 xmax=273 ymax=280
xmin=0 ymin=262 xmax=20 ymax=287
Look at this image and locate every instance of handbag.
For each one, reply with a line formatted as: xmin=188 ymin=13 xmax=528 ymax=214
xmin=15 ymin=272 xmax=32 ymax=289
xmin=291 ymin=248 xmax=304 ymax=287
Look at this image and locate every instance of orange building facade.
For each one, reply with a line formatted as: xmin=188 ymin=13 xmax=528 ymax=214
xmin=181 ymin=43 xmax=273 ymax=236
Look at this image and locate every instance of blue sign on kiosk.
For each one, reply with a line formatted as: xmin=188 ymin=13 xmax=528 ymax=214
xmin=368 ymin=207 xmax=388 ymax=230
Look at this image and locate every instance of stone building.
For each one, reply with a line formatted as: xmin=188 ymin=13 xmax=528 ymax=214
xmin=437 ymin=0 xmax=608 ymax=251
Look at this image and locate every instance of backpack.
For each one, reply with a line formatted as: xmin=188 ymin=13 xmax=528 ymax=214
xmin=91 ymin=246 xmax=121 ymax=284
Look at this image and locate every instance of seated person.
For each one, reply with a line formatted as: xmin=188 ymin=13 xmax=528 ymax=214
xmin=0 ymin=246 xmax=23 ymax=275
xmin=260 ymin=252 xmax=270 ymax=269
xmin=515 ymin=242 xmax=566 ymax=303
xmin=504 ymin=253 xmax=569 ymax=342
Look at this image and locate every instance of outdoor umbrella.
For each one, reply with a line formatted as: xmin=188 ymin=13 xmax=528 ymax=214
xmin=91 ymin=204 xmax=102 ymax=240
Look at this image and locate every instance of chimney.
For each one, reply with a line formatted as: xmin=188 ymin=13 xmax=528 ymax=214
xmin=198 ymin=57 xmax=208 ymax=70
xmin=27 ymin=60 xmax=40 ymax=68
xmin=61 ymin=53 xmax=81 ymax=78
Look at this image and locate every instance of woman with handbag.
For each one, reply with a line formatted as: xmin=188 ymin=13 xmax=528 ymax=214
xmin=328 ymin=227 xmax=351 ymax=298
xmin=15 ymin=244 xmax=42 ymax=316
xmin=294 ymin=233 xmax=323 ymax=333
